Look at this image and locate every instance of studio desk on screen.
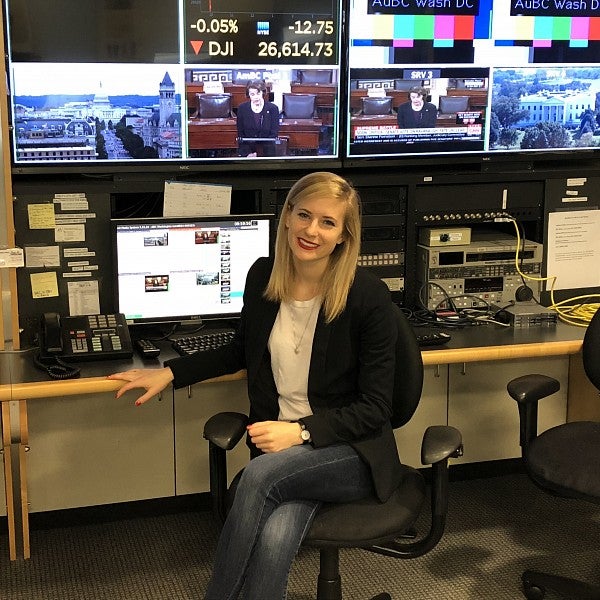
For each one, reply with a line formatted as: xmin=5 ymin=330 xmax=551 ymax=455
xmin=1 ymin=321 xmax=596 ymax=561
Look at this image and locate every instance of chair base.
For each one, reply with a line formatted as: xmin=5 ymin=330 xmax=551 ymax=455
xmin=315 ymin=548 xmax=393 ymax=600
xmin=316 ymin=548 xmax=342 ymax=600
xmin=522 ymin=569 xmax=600 ymax=600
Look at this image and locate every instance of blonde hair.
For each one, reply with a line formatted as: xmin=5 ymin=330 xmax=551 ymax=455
xmin=264 ymin=172 xmax=361 ymax=322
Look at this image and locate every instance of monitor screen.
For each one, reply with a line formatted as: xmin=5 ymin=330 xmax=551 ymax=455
xmin=345 ymin=0 xmax=600 ymax=165
xmin=111 ymin=214 xmax=273 ymax=325
xmin=4 ymin=0 xmax=342 ymax=173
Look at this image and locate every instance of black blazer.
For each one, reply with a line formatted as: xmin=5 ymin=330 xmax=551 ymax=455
xmin=165 ymin=257 xmax=402 ymax=502
xmin=397 ymin=101 xmax=438 ymax=128
xmin=236 ymin=100 xmax=280 ymax=139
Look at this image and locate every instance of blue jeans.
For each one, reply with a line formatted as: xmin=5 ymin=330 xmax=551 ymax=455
xmin=204 ymin=443 xmax=374 ymax=600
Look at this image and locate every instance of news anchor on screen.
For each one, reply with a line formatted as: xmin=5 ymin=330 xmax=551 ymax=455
xmin=237 ymin=79 xmax=280 ymax=157
xmin=397 ymin=86 xmax=437 ymax=129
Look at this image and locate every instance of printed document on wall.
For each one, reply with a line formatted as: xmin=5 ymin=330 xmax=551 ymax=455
xmin=546 ymin=210 xmax=600 ymax=291
xmin=163 ymin=181 xmax=231 ymax=216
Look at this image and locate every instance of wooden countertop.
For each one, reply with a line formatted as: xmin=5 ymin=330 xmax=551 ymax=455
xmin=0 ymin=322 xmax=585 ymax=401
xmin=421 ymin=338 xmax=582 ymax=366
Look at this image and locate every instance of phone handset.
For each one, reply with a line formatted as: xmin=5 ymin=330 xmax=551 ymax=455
xmin=41 ymin=312 xmax=64 ymax=355
xmin=35 ymin=313 xmax=80 ymax=380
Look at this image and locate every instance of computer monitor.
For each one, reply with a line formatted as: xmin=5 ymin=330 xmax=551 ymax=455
xmin=4 ymin=0 xmax=343 ymax=173
xmin=111 ymin=214 xmax=273 ymax=326
xmin=345 ymin=0 xmax=600 ymax=168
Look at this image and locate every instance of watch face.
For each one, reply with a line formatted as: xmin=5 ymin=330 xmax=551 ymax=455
xmin=300 ymin=429 xmax=311 ymax=441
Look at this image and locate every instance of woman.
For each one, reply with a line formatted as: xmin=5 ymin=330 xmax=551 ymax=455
xmin=396 ymin=86 xmax=437 ymax=128
xmin=236 ymin=79 xmax=280 ymax=157
xmin=108 ymin=172 xmax=401 ymax=599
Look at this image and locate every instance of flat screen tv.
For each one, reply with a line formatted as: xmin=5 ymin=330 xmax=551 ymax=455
xmin=111 ymin=214 xmax=273 ymax=326
xmin=345 ymin=0 xmax=600 ymax=167
xmin=3 ymin=0 xmax=342 ymax=174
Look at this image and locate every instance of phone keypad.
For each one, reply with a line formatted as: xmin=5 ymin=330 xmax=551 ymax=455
xmin=70 ymin=333 xmax=89 ymax=353
xmin=68 ymin=314 xmax=125 ymax=354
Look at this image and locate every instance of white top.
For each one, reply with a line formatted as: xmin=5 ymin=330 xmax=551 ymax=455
xmin=268 ymin=297 xmax=320 ymax=422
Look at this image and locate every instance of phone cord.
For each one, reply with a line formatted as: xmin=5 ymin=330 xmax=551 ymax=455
xmin=33 ymin=353 xmax=81 ymax=380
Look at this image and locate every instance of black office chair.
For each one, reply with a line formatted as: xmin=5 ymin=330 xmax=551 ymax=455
xmin=438 ymin=95 xmax=470 ymax=116
xmin=281 ymin=93 xmax=318 ymax=120
xmin=203 ymin=304 xmax=463 ymax=600
xmin=297 ymin=69 xmax=333 ymax=84
xmin=360 ymin=96 xmax=393 ymax=116
xmin=506 ymin=307 xmax=600 ymax=600
xmin=195 ymin=93 xmax=234 ymax=119
xmin=395 ymin=79 xmax=423 ymax=91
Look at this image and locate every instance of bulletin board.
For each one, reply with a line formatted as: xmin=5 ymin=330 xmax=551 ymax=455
xmin=13 ymin=191 xmax=114 ymax=348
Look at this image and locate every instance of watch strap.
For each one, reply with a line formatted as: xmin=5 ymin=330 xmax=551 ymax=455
xmin=298 ymin=420 xmax=312 ymax=444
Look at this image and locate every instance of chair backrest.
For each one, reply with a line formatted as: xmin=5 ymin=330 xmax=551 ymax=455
xmin=438 ymin=95 xmax=469 ymax=114
xmin=390 ymin=304 xmax=424 ymax=429
xmin=395 ymin=79 xmax=421 ymax=91
xmin=196 ymin=93 xmax=232 ymax=118
xmin=298 ymin=69 xmax=333 ymax=84
xmin=282 ymin=93 xmax=316 ymax=119
xmin=361 ymin=96 xmax=393 ymax=115
xmin=583 ymin=308 xmax=600 ymax=390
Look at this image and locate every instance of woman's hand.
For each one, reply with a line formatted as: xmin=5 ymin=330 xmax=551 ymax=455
xmin=247 ymin=421 xmax=304 ymax=453
xmin=107 ymin=367 xmax=174 ymax=406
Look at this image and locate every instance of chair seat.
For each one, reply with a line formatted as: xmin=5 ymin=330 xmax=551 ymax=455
xmin=305 ymin=466 xmax=426 ymax=547
xmin=527 ymin=421 xmax=600 ymax=500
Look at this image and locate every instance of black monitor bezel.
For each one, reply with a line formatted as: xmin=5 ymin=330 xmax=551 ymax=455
xmin=110 ymin=213 xmax=275 ymax=327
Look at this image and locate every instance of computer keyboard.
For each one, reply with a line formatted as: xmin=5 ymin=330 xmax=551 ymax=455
xmin=171 ymin=329 xmax=236 ymax=356
xmin=172 ymin=326 xmax=449 ymax=355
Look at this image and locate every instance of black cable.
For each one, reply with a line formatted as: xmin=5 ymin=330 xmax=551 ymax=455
xmin=417 ymin=282 xmax=453 ymax=313
xmin=140 ymin=322 xmax=179 ymax=342
xmin=33 ymin=352 xmax=81 ymax=380
xmin=166 ymin=321 xmax=207 ymax=343
xmin=510 ymin=216 xmax=541 ymax=305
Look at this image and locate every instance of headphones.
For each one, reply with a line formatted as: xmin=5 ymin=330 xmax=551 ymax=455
xmin=246 ymin=79 xmax=267 ymax=98
xmin=514 ymin=285 xmax=534 ymax=302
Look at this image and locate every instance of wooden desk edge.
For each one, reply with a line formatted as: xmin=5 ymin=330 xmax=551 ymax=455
xmin=421 ymin=339 xmax=583 ymax=366
xmin=3 ymin=371 xmax=247 ymax=401
xmin=1 ymin=339 xmax=583 ymax=400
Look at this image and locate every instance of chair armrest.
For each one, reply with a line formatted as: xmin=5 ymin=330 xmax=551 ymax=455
xmin=507 ymin=374 xmax=559 ymax=449
xmin=421 ymin=425 xmax=463 ymax=465
xmin=507 ymin=374 xmax=560 ymax=404
xmin=372 ymin=425 xmax=463 ymax=559
xmin=203 ymin=411 xmax=249 ymax=451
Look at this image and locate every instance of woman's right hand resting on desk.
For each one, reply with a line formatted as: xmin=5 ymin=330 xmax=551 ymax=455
xmin=107 ymin=367 xmax=174 ymax=406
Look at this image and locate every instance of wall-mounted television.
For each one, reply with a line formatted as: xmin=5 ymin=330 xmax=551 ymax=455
xmin=345 ymin=0 xmax=600 ymax=166
xmin=3 ymin=0 xmax=342 ymax=174
xmin=111 ymin=214 xmax=273 ymax=326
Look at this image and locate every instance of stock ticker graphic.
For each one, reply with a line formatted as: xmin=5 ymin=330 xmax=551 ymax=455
xmin=185 ymin=0 xmax=340 ymax=64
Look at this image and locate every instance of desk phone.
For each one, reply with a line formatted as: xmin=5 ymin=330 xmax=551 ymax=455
xmin=40 ymin=312 xmax=133 ymax=361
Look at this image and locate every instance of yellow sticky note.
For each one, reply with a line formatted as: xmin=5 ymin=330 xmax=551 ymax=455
xmin=28 ymin=204 xmax=56 ymax=229
xmin=30 ymin=272 xmax=59 ymax=298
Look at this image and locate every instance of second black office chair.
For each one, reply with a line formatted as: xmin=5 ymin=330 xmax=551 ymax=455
xmin=203 ymin=304 xmax=463 ymax=600
xmin=506 ymin=306 xmax=600 ymax=600
xmin=194 ymin=93 xmax=234 ymax=119
xmin=360 ymin=96 xmax=394 ymax=116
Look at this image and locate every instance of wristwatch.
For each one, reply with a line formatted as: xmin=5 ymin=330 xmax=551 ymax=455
xmin=299 ymin=421 xmax=312 ymax=444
